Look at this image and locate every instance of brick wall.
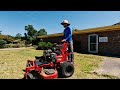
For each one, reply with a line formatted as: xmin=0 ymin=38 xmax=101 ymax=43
xmin=39 ymin=30 xmax=120 ymax=55
xmin=73 ymin=34 xmax=88 ymax=53
xmin=97 ymin=30 xmax=120 ymax=55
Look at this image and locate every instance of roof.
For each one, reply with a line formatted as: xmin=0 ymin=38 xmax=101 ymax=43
xmin=37 ymin=24 xmax=120 ymax=39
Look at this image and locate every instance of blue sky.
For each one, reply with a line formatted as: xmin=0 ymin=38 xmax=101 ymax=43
xmin=0 ymin=11 xmax=120 ymax=36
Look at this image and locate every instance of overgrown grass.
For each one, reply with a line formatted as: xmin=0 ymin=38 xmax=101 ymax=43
xmin=0 ymin=48 xmax=108 ymax=79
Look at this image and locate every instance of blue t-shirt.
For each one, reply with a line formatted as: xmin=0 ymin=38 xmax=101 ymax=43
xmin=63 ymin=26 xmax=73 ymax=42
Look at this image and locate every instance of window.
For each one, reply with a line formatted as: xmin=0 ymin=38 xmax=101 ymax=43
xmin=88 ymin=34 xmax=98 ymax=53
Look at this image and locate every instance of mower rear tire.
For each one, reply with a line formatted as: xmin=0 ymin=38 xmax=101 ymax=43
xmin=59 ymin=62 xmax=74 ymax=78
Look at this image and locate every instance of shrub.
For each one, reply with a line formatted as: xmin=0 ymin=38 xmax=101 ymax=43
xmin=37 ymin=42 xmax=53 ymax=50
xmin=37 ymin=42 xmax=46 ymax=50
xmin=4 ymin=44 xmax=12 ymax=48
xmin=4 ymin=44 xmax=21 ymax=48
xmin=0 ymin=40 xmax=7 ymax=48
xmin=0 ymin=35 xmax=15 ymax=43
xmin=12 ymin=44 xmax=20 ymax=48
xmin=47 ymin=42 xmax=53 ymax=49
xmin=20 ymin=44 xmax=25 ymax=47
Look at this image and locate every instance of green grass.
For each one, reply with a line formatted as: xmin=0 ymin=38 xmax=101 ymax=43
xmin=68 ymin=53 xmax=107 ymax=79
xmin=0 ymin=48 xmax=42 ymax=79
xmin=0 ymin=48 xmax=107 ymax=79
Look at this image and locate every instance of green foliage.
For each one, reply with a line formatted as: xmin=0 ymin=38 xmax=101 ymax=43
xmin=47 ymin=42 xmax=53 ymax=49
xmin=0 ymin=31 xmax=2 ymax=35
xmin=4 ymin=44 xmax=13 ymax=48
xmin=24 ymin=25 xmax=37 ymax=45
xmin=7 ymin=44 xmax=20 ymax=48
xmin=0 ymin=39 xmax=7 ymax=48
xmin=38 ymin=42 xmax=46 ymax=50
xmin=37 ymin=42 xmax=53 ymax=50
xmin=7 ymin=35 xmax=15 ymax=38
xmin=25 ymin=25 xmax=37 ymax=37
xmin=32 ymin=37 xmax=38 ymax=45
xmin=24 ymin=25 xmax=48 ymax=45
xmin=72 ymin=28 xmax=78 ymax=32
xmin=0 ymin=40 xmax=7 ymax=45
xmin=37 ymin=29 xmax=47 ymax=36
xmin=4 ymin=44 xmax=25 ymax=48
xmin=15 ymin=33 xmax=22 ymax=39
xmin=0 ymin=35 xmax=15 ymax=43
xmin=12 ymin=44 xmax=20 ymax=48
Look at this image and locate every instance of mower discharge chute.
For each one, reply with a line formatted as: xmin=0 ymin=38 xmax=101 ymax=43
xmin=24 ymin=41 xmax=74 ymax=79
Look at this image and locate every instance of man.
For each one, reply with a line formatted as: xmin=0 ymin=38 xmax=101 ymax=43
xmin=61 ymin=20 xmax=74 ymax=63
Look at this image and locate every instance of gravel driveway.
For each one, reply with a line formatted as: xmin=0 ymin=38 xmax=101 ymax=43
xmin=94 ymin=56 xmax=120 ymax=78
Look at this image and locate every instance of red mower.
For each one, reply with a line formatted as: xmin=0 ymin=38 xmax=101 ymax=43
xmin=24 ymin=41 xmax=74 ymax=79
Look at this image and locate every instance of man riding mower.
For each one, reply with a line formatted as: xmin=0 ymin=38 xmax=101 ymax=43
xmin=24 ymin=41 xmax=74 ymax=79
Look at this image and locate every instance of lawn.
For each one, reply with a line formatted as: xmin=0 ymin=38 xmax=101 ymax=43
xmin=0 ymin=48 xmax=108 ymax=79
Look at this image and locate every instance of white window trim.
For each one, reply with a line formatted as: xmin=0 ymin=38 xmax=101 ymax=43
xmin=88 ymin=34 xmax=98 ymax=53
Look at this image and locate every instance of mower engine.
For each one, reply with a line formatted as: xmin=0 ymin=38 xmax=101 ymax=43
xmin=43 ymin=49 xmax=57 ymax=63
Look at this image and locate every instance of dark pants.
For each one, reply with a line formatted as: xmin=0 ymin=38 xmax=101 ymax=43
xmin=68 ymin=41 xmax=74 ymax=63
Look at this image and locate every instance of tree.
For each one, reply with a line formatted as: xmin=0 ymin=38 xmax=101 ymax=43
xmin=72 ymin=28 xmax=78 ymax=32
xmin=7 ymin=35 xmax=14 ymax=38
xmin=24 ymin=25 xmax=47 ymax=45
xmin=24 ymin=33 xmax=31 ymax=45
xmin=24 ymin=33 xmax=27 ymax=39
xmin=24 ymin=25 xmax=37 ymax=45
xmin=37 ymin=29 xmax=47 ymax=36
xmin=0 ymin=31 xmax=2 ymax=35
xmin=25 ymin=25 xmax=37 ymax=37
xmin=16 ymin=33 xmax=22 ymax=39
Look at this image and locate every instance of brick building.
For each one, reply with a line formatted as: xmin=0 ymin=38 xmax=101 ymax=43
xmin=38 ymin=24 xmax=120 ymax=56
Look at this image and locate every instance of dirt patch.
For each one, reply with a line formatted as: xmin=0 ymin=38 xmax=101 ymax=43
xmin=93 ymin=57 xmax=120 ymax=78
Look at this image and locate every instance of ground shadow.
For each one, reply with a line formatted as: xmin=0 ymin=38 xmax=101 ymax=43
xmin=97 ymin=54 xmax=120 ymax=58
xmin=75 ymin=51 xmax=120 ymax=58
xmin=58 ymin=75 xmax=64 ymax=78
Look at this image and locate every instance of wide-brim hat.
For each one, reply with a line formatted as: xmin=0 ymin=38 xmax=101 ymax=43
xmin=61 ymin=20 xmax=70 ymax=26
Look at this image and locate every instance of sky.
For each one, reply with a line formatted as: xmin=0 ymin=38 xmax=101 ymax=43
xmin=0 ymin=11 xmax=120 ymax=36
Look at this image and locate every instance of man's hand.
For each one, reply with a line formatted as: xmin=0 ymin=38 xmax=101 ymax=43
xmin=61 ymin=39 xmax=66 ymax=42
